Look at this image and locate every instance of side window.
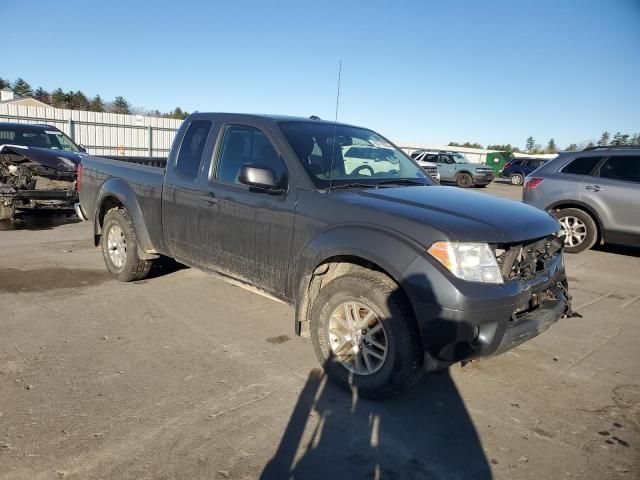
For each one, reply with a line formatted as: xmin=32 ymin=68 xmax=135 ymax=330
xmin=561 ymin=156 xmax=602 ymax=176
xmin=216 ymin=125 xmax=288 ymax=186
xmin=599 ymin=156 xmax=640 ymax=183
xmin=176 ymin=120 xmax=212 ymax=178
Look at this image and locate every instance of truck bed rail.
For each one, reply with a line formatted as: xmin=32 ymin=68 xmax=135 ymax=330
xmin=99 ymin=156 xmax=168 ymax=168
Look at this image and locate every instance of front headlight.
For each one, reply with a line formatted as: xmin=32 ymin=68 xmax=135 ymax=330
xmin=427 ymin=241 xmax=503 ymax=284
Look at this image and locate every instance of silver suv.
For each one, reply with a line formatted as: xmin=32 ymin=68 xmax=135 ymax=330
xmin=522 ymin=146 xmax=640 ymax=253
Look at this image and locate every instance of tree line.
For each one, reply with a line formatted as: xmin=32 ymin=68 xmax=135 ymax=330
xmin=449 ymin=130 xmax=639 ymax=155
xmin=0 ymin=76 xmax=189 ymax=120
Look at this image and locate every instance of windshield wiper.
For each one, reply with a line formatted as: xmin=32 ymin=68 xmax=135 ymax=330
xmin=373 ymin=178 xmax=428 ymax=187
xmin=329 ymin=182 xmax=377 ymax=191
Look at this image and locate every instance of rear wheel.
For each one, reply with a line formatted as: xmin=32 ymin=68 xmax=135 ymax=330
xmin=455 ymin=172 xmax=473 ymax=188
xmin=101 ymin=208 xmax=152 ymax=281
xmin=310 ymin=269 xmax=423 ymax=399
xmin=554 ymin=208 xmax=598 ymax=253
xmin=510 ymin=173 xmax=524 ymax=185
xmin=0 ymin=202 xmax=15 ymax=221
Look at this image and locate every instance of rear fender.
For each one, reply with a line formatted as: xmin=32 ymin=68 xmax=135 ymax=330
xmin=94 ymin=178 xmax=157 ymax=258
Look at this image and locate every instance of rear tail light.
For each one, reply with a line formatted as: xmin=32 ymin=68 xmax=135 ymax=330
xmin=76 ymin=162 xmax=82 ymax=192
xmin=524 ymin=177 xmax=544 ymax=189
xmin=503 ymin=161 xmax=513 ymax=169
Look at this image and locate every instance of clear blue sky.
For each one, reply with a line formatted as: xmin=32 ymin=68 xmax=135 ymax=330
xmin=2 ymin=0 xmax=638 ymax=149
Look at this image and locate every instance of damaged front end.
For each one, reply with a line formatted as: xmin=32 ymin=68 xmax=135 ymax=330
xmin=0 ymin=145 xmax=79 ymax=220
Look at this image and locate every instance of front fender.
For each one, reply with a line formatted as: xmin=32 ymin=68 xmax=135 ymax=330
xmin=292 ymin=224 xmax=428 ymax=334
xmin=94 ymin=178 xmax=157 ymax=256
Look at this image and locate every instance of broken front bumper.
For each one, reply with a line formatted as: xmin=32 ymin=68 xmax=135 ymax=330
xmin=410 ymin=252 xmax=572 ymax=364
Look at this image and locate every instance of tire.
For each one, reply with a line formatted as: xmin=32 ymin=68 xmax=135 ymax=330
xmin=310 ymin=269 xmax=423 ymax=399
xmin=101 ymin=208 xmax=152 ymax=281
xmin=0 ymin=203 xmax=15 ymax=221
xmin=554 ymin=208 xmax=598 ymax=254
xmin=510 ymin=173 xmax=524 ymax=185
xmin=455 ymin=172 xmax=473 ymax=188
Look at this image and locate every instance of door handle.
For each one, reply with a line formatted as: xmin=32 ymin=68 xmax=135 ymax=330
xmin=585 ymin=185 xmax=603 ymax=192
xmin=199 ymin=192 xmax=218 ymax=206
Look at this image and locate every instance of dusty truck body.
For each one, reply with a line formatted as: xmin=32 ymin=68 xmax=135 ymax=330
xmin=0 ymin=123 xmax=83 ymax=220
xmin=78 ymin=113 xmax=573 ymax=398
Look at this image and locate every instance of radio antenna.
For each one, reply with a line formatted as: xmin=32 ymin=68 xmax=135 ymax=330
xmin=328 ymin=60 xmax=342 ymax=193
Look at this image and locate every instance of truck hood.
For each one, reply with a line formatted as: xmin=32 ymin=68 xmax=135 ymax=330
xmin=337 ymin=185 xmax=560 ymax=243
xmin=0 ymin=144 xmax=83 ymax=172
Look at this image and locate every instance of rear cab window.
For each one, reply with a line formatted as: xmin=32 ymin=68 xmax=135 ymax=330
xmin=176 ymin=120 xmax=212 ymax=178
xmin=561 ymin=156 xmax=603 ymax=175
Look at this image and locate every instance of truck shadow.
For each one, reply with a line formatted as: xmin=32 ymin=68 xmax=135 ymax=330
xmin=261 ymin=272 xmax=491 ymax=480
xmin=145 ymin=256 xmax=189 ymax=279
xmin=261 ymin=367 xmax=490 ymax=480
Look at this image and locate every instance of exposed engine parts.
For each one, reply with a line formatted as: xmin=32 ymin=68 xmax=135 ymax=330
xmin=0 ymin=145 xmax=78 ymax=220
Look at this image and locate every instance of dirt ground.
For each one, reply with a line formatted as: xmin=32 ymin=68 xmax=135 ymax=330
xmin=0 ymin=183 xmax=638 ymax=479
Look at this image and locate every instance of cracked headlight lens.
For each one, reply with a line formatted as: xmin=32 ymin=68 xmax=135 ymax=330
xmin=427 ymin=241 xmax=503 ymax=284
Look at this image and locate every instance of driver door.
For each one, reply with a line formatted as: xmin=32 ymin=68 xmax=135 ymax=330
xmin=196 ymin=123 xmax=296 ymax=297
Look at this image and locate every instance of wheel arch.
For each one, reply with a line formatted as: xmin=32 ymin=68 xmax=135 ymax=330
xmin=94 ymin=178 xmax=157 ymax=258
xmin=292 ymin=227 xmax=426 ymax=346
xmin=546 ymin=200 xmax=605 ymax=243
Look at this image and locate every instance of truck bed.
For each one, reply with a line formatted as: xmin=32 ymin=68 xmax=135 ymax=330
xmin=78 ymin=155 xmax=165 ymax=252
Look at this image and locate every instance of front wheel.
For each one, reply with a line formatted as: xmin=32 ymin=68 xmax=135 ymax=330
xmin=310 ymin=269 xmax=423 ymax=399
xmin=554 ymin=208 xmax=598 ymax=253
xmin=101 ymin=208 xmax=153 ymax=281
xmin=455 ymin=172 xmax=473 ymax=188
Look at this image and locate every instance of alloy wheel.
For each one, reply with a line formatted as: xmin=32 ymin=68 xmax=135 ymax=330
xmin=328 ymin=301 xmax=388 ymax=375
xmin=559 ymin=216 xmax=587 ymax=248
xmin=107 ymin=224 xmax=127 ymax=269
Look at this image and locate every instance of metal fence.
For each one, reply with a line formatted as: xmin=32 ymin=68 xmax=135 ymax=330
xmin=0 ymin=103 xmax=182 ymax=158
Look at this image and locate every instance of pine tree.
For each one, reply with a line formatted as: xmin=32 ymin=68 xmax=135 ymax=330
xmin=34 ymin=87 xmax=51 ymax=104
xmin=565 ymin=143 xmax=578 ymax=151
xmin=111 ymin=96 xmax=131 ymax=114
xmin=525 ymin=136 xmax=535 ymax=152
xmin=51 ymin=88 xmax=67 ymax=108
xmin=70 ymin=91 xmax=89 ymax=110
xmin=597 ymin=131 xmax=610 ymax=146
xmin=0 ymin=77 xmax=10 ymax=90
xmin=88 ymin=95 xmax=105 ymax=112
xmin=547 ymin=138 xmax=557 ymax=153
xmin=12 ymin=78 xmax=32 ymax=97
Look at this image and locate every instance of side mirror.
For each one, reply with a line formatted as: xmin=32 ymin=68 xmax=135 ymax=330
xmin=238 ymin=165 xmax=284 ymax=192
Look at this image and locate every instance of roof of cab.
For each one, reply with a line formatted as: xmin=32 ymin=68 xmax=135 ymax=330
xmin=186 ymin=112 xmax=363 ymax=129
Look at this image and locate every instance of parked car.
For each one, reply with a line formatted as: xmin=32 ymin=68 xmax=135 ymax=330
xmin=412 ymin=150 xmax=494 ymax=187
xmin=523 ymin=146 xmax=640 ymax=253
xmin=501 ymin=157 xmax=549 ymax=185
xmin=0 ymin=122 xmax=84 ymax=220
xmin=407 ymin=150 xmax=440 ymax=182
xmin=78 ymin=113 xmax=573 ymax=399
xmin=341 ymin=145 xmax=441 ymax=180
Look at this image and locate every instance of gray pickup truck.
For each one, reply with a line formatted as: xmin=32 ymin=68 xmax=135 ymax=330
xmin=78 ymin=113 xmax=573 ymax=398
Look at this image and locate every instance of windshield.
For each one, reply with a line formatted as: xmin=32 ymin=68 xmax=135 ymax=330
xmin=279 ymin=122 xmax=430 ymax=188
xmin=0 ymin=126 xmax=81 ymax=152
xmin=451 ymin=153 xmax=469 ymax=164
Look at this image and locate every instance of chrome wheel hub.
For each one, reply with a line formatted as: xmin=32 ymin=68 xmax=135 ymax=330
xmin=107 ymin=224 xmax=127 ymax=269
xmin=328 ymin=301 xmax=388 ymax=375
xmin=559 ymin=216 xmax=587 ymax=247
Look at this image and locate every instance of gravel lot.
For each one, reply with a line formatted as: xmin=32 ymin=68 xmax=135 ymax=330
xmin=1 ymin=182 xmax=638 ymax=480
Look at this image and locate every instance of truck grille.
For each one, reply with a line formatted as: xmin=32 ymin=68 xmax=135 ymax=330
xmin=422 ymin=166 xmax=438 ymax=178
xmin=494 ymin=235 xmax=563 ymax=281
